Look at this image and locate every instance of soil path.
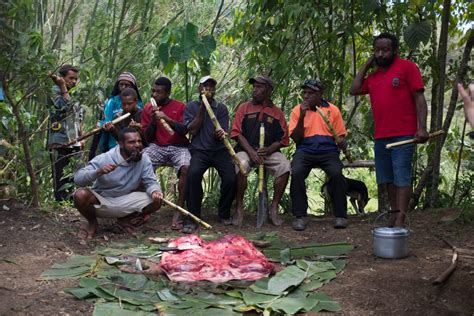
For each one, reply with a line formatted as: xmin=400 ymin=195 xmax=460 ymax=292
xmin=0 ymin=200 xmax=473 ymax=315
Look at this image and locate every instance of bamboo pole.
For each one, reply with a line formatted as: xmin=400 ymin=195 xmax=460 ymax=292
xmin=200 ymin=93 xmax=248 ymax=175
xmin=63 ymin=113 xmax=131 ymax=147
xmin=385 ymin=130 xmax=444 ymax=149
xmin=162 ymin=198 xmax=212 ymax=229
xmin=258 ymin=123 xmax=265 ymax=193
xmin=150 ymin=98 xmax=175 ymax=135
xmin=315 ymin=107 xmax=353 ymax=163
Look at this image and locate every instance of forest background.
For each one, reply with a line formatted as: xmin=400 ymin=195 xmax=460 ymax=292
xmin=0 ymin=0 xmax=472 ymax=216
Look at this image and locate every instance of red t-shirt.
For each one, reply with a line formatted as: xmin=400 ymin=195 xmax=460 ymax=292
xmin=141 ymin=99 xmax=189 ymax=146
xmin=361 ymin=56 xmax=424 ymax=139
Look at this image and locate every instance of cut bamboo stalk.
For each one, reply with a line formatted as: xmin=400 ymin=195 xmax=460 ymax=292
xmin=200 ymin=93 xmax=248 ymax=175
xmin=386 ymin=130 xmax=444 ymax=149
xmin=150 ymin=98 xmax=175 ymax=135
xmin=315 ymin=107 xmax=353 ymax=163
xmin=162 ymin=198 xmax=212 ymax=229
xmin=63 ymin=112 xmax=131 ymax=147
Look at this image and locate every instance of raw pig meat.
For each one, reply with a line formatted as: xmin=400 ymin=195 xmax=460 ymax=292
xmin=159 ymin=234 xmax=274 ymax=283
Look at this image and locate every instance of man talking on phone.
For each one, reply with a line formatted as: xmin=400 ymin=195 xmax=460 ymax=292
xmin=349 ymin=33 xmax=428 ymax=227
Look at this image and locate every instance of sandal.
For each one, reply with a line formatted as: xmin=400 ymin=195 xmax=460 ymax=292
xmin=182 ymin=222 xmax=198 ymax=234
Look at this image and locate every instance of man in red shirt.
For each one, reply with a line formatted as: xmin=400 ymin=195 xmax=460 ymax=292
xmin=231 ymin=76 xmax=291 ymax=227
xmin=141 ymin=77 xmax=190 ymax=229
xmin=350 ymin=33 xmax=428 ymax=227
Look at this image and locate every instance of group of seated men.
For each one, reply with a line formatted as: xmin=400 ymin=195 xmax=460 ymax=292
xmin=49 ymin=67 xmax=351 ymax=241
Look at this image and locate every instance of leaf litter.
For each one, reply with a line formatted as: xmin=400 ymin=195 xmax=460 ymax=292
xmin=42 ymin=233 xmax=351 ymax=315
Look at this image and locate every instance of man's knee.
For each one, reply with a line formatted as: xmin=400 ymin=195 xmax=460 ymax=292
xmin=291 ymin=164 xmax=308 ymax=179
xmin=179 ymin=165 xmax=189 ymax=177
xmin=328 ymin=172 xmax=347 ymax=190
xmin=74 ymin=188 xmax=94 ymax=205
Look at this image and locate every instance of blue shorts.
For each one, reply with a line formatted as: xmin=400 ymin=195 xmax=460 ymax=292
xmin=374 ymin=135 xmax=414 ymax=187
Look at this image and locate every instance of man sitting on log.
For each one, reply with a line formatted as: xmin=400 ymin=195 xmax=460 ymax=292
xmin=181 ymin=76 xmax=236 ymax=233
xmin=74 ymin=127 xmax=163 ymax=242
xmin=231 ymin=76 xmax=291 ymax=226
xmin=289 ymin=79 xmax=349 ymax=231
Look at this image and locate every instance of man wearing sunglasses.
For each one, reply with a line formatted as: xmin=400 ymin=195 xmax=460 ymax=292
xmin=289 ymin=79 xmax=349 ymax=231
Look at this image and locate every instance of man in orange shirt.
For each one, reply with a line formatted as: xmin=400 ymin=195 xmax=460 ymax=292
xmin=289 ymin=79 xmax=348 ymax=231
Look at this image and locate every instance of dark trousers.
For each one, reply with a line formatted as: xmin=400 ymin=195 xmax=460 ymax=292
xmin=290 ymin=151 xmax=347 ymax=218
xmin=185 ymin=149 xmax=236 ymax=219
xmin=50 ymin=147 xmax=80 ymax=201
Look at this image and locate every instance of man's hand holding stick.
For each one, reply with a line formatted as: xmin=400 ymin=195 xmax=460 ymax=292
xmin=200 ymin=92 xmax=248 ymax=176
xmin=386 ymin=130 xmax=444 ymax=149
xmin=150 ymin=98 xmax=175 ymax=135
xmin=63 ymin=113 xmax=131 ymax=147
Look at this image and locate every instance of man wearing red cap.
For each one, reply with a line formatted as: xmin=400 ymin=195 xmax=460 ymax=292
xmin=231 ymin=76 xmax=291 ymax=226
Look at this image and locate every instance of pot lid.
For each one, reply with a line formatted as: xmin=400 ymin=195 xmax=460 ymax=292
xmin=373 ymin=227 xmax=409 ymax=236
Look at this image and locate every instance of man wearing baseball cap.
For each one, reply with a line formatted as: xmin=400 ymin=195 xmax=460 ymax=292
xmin=289 ymin=79 xmax=349 ymax=230
xmin=181 ymin=75 xmax=236 ymax=233
xmin=230 ymin=75 xmax=291 ymax=227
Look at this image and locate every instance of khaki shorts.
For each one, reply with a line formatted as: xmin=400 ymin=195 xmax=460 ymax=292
xmin=90 ymin=191 xmax=153 ymax=218
xmin=235 ymin=151 xmax=291 ymax=178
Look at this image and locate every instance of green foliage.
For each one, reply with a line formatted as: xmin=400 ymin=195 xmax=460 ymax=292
xmin=1 ymin=0 xmax=472 ymax=210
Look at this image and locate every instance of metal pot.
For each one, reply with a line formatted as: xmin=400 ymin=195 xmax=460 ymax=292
xmin=372 ymin=227 xmax=410 ymax=259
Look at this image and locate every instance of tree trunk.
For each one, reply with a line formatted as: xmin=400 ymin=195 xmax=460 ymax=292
xmin=410 ymin=29 xmax=474 ymax=210
xmin=79 ymin=0 xmax=100 ymax=64
xmin=2 ymin=81 xmax=39 ymax=207
xmin=428 ymin=0 xmax=451 ymax=207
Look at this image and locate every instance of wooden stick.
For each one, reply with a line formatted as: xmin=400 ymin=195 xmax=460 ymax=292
xmin=315 ymin=107 xmax=353 ymax=163
xmin=432 ymin=236 xmax=458 ymax=285
xmin=342 ymin=160 xmax=375 ymax=168
xmin=63 ymin=113 xmax=131 ymax=147
xmin=162 ymin=198 xmax=212 ymax=229
xmin=201 ymin=93 xmax=248 ymax=175
xmin=386 ymin=130 xmax=444 ymax=149
xmin=150 ymin=98 xmax=175 ymax=135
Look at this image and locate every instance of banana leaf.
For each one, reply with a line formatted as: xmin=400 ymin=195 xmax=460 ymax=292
xmin=263 ymin=241 xmax=353 ymax=260
xmin=310 ymin=292 xmax=342 ymax=312
xmin=93 ymin=302 xmax=156 ymax=316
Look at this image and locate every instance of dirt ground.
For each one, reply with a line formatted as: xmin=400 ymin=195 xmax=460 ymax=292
xmin=0 ymin=199 xmax=473 ymax=316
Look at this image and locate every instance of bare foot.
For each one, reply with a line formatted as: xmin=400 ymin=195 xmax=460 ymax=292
xmin=269 ymin=206 xmax=283 ymax=226
xmin=116 ymin=219 xmax=138 ymax=236
xmin=129 ymin=213 xmax=151 ymax=227
xmin=171 ymin=211 xmax=183 ymax=230
xmin=232 ymin=207 xmax=244 ymax=226
xmin=78 ymin=222 xmax=97 ymax=245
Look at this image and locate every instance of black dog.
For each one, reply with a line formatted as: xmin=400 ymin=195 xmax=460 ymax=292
xmin=321 ymin=177 xmax=369 ymax=215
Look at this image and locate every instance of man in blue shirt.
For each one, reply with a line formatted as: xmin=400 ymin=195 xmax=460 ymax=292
xmin=182 ymin=76 xmax=236 ymax=233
